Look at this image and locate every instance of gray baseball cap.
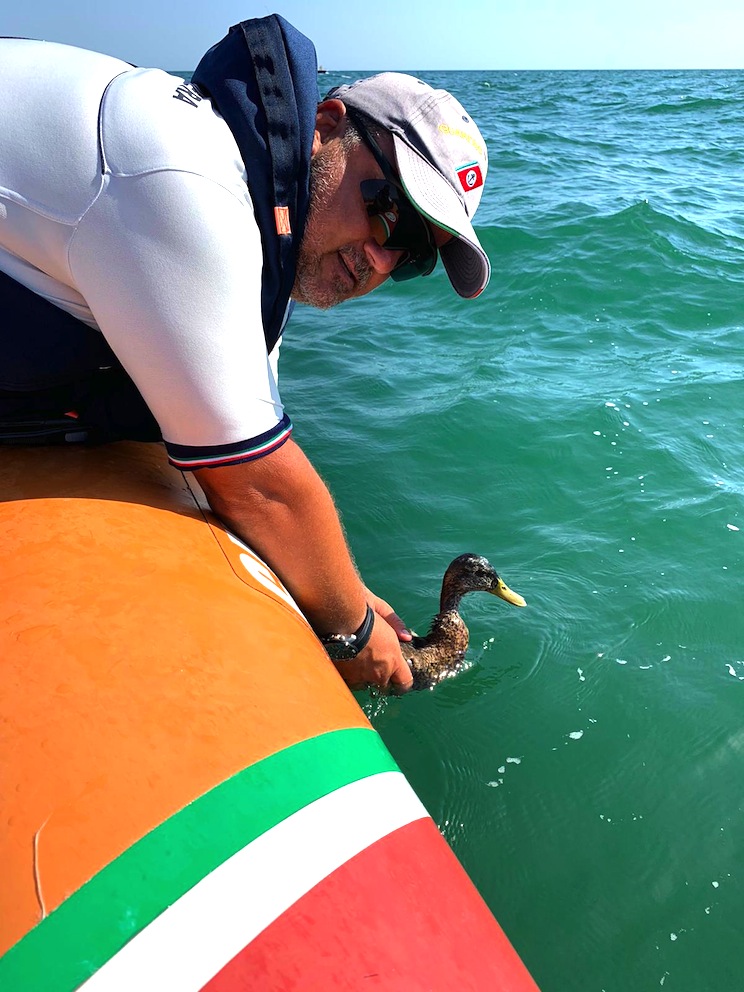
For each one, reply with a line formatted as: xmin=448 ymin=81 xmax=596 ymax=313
xmin=326 ymin=72 xmax=490 ymax=299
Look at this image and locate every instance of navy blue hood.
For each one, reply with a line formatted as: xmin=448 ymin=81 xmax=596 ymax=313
xmin=192 ymin=15 xmax=319 ymax=351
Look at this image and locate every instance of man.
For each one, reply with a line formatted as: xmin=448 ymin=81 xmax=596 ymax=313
xmin=0 ymin=16 xmax=490 ymax=692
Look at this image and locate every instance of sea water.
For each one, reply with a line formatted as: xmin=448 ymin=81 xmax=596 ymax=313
xmin=239 ymin=69 xmax=744 ymax=991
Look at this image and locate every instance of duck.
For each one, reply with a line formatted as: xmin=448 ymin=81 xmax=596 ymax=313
xmin=402 ymin=553 xmax=526 ymax=690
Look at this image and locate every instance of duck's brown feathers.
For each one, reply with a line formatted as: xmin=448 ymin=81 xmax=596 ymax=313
xmin=401 ymin=553 xmax=526 ymax=690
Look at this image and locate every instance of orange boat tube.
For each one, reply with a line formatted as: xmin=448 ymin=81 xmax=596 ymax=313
xmin=0 ymin=442 xmax=540 ymax=991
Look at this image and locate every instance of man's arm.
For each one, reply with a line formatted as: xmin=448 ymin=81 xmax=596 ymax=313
xmin=194 ymin=437 xmax=413 ymax=691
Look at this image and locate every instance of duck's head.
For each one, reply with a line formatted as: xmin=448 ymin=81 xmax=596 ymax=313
xmin=441 ymin=553 xmax=527 ymax=609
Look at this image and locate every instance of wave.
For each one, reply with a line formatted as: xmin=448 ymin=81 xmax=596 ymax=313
xmin=644 ymin=96 xmax=741 ymax=115
xmin=482 ymin=197 xmax=744 ymax=266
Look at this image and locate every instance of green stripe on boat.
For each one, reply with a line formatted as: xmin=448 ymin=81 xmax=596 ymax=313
xmin=0 ymin=728 xmax=397 ymax=992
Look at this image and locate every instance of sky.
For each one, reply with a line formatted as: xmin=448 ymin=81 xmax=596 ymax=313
xmin=4 ymin=0 xmax=744 ymax=71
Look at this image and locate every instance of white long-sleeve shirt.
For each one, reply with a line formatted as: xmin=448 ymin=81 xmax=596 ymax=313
xmin=0 ymin=38 xmax=292 ymax=468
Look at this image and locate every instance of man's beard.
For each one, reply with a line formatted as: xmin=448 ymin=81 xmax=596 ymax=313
xmin=292 ymin=143 xmax=373 ymax=310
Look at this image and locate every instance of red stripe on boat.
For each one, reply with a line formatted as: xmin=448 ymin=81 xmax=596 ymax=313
xmin=201 ymin=817 xmax=539 ymax=992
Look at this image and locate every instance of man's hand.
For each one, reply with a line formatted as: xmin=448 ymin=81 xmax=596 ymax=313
xmin=365 ymin=586 xmax=413 ymax=644
xmin=332 ymin=608 xmax=414 ymax=693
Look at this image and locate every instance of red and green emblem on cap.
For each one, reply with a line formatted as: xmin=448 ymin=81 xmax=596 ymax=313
xmin=456 ymin=161 xmax=484 ymax=193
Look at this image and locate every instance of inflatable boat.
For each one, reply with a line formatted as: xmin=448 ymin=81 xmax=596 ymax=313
xmin=0 ymin=442 xmax=539 ymax=990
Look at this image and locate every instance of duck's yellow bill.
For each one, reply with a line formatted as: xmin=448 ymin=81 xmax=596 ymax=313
xmin=493 ymin=577 xmax=527 ymax=608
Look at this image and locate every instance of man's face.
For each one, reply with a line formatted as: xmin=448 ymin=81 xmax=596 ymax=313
xmin=293 ymin=125 xmax=406 ymax=310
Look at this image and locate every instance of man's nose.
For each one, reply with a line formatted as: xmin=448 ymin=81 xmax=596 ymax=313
xmin=364 ymin=238 xmax=404 ymax=275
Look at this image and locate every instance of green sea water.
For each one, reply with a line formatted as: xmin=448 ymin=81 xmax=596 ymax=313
xmin=281 ymin=69 xmax=744 ymax=991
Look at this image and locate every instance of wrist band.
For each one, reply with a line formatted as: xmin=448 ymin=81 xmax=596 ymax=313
xmin=352 ymin=603 xmax=375 ymax=653
xmin=319 ymin=604 xmax=375 ymax=660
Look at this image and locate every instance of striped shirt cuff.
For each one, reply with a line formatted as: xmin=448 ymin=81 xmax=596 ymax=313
xmin=165 ymin=414 xmax=292 ymax=470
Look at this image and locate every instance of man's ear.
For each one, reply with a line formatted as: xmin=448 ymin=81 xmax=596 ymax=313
xmin=311 ymin=98 xmax=346 ymax=156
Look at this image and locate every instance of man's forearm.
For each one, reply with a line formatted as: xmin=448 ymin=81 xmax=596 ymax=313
xmin=193 ymin=438 xmax=368 ymax=635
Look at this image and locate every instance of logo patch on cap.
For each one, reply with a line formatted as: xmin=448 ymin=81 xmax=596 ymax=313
xmin=456 ymin=161 xmax=484 ymax=193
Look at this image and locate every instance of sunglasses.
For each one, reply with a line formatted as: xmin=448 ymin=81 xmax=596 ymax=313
xmin=349 ymin=113 xmax=438 ymax=282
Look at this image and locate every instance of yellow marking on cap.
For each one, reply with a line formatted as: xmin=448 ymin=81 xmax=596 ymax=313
xmin=437 ymin=123 xmax=484 ymax=158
